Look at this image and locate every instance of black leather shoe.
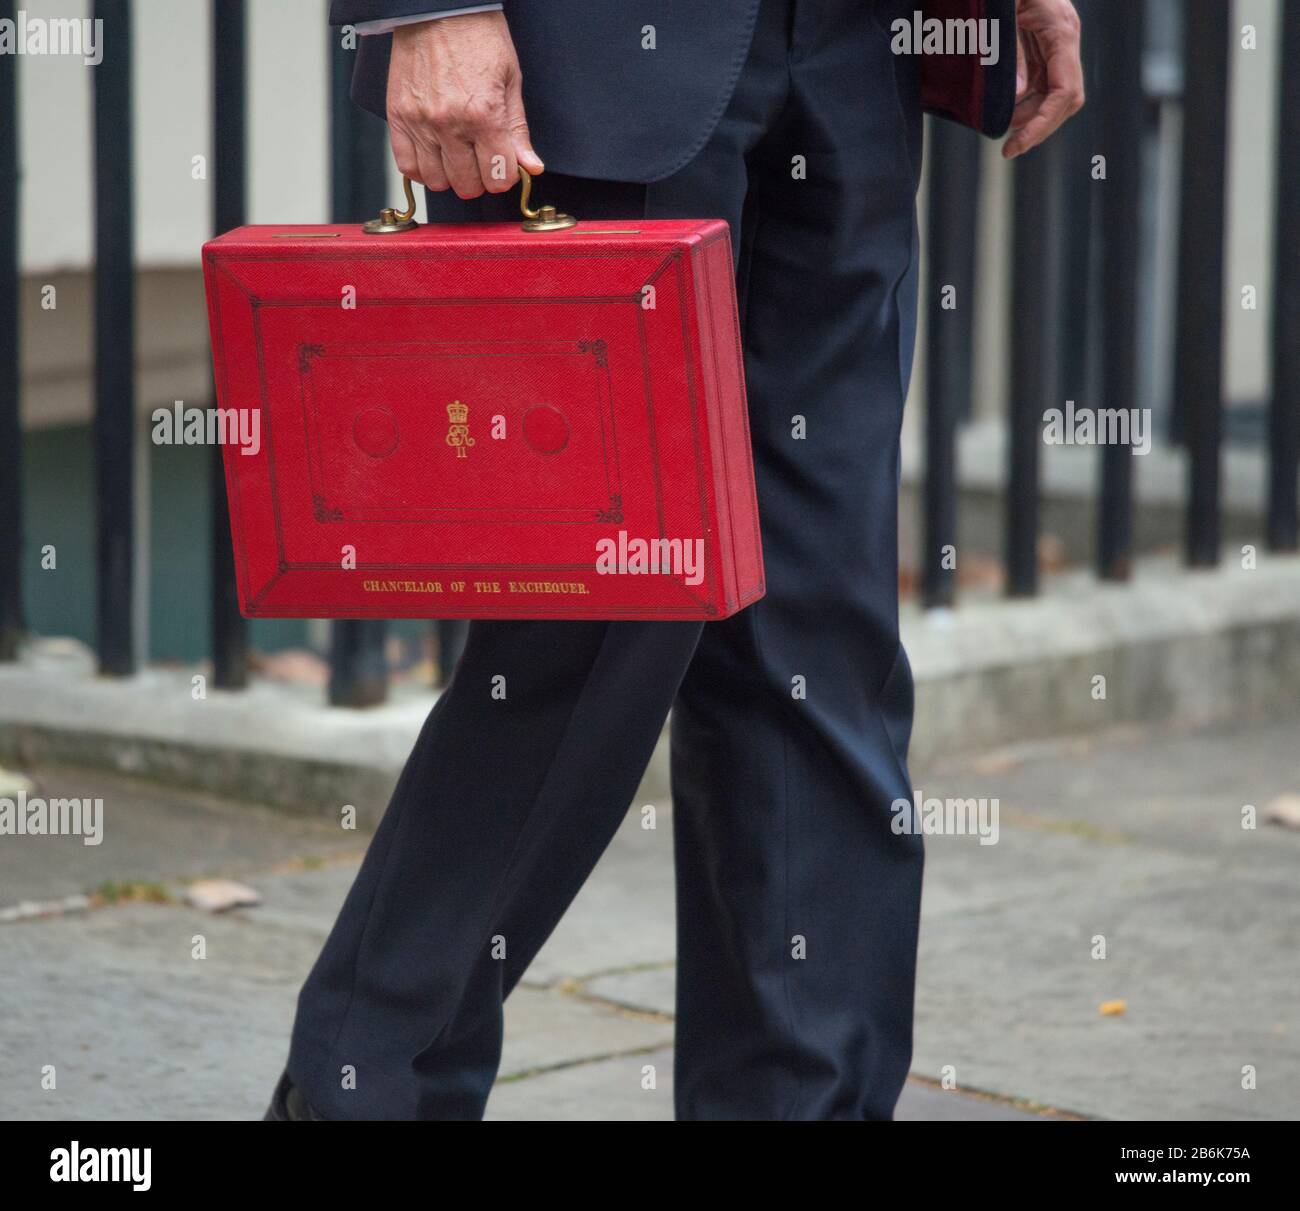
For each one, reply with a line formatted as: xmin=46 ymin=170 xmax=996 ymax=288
xmin=263 ymin=1069 xmax=325 ymax=1121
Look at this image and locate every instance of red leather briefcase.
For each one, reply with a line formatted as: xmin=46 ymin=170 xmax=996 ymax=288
xmin=202 ymin=174 xmax=764 ymax=622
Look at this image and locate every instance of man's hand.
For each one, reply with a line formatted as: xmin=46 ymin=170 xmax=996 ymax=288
xmin=386 ymin=11 xmax=544 ymax=199
xmin=1002 ymin=0 xmax=1085 ymax=159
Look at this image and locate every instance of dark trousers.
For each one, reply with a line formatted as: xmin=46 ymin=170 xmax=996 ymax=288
xmin=289 ymin=0 xmax=925 ymax=1120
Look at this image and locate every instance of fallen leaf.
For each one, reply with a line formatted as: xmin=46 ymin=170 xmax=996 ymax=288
xmin=184 ymin=879 xmax=262 ymax=913
xmin=1264 ymin=795 xmax=1300 ymax=830
xmin=0 ymin=765 xmax=35 ymax=797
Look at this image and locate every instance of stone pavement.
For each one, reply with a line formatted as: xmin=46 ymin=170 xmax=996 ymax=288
xmin=1 ymin=711 xmax=1297 ymax=1121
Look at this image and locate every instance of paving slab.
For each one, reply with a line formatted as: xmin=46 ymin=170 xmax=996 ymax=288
xmin=0 ymin=903 xmax=311 ymax=1120
xmin=893 ymin=1082 xmax=1058 ymax=1121
xmin=0 ymin=765 xmax=362 ymax=910
xmin=913 ymin=871 xmax=1300 ymax=1122
xmin=500 ymin=989 xmax=671 ymax=1080
xmin=923 ymin=717 xmax=1300 ymax=868
xmin=235 ymin=863 xmax=362 ymax=939
xmin=487 ymin=1055 xmax=1049 ymax=1121
xmin=916 ymin=828 xmax=1213 ymax=922
xmin=584 ymin=966 xmax=676 ymax=1018
xmin=915 ymin=717 xmax=1300 ymax=1122
xmin=487 ymin=1051 xmax=675 ymax=1121
xmin=0 ymin=899 xmax=673 ymax=1121
xmin=524 ymin=806 xmax=676 ymax=986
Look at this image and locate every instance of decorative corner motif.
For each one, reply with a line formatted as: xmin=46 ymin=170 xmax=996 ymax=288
xmin=312 ymin=494 xmax=343 ymax=522
xmin=298 ymin=343 xmax=325 ymax=373
xmin=595 ymin=494 xmax=624 ymax=524
xmin=578 ymin=339 xmax=609 ymax=368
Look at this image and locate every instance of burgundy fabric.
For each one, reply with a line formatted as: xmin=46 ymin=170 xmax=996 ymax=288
xmin=918 ymin=0 xmax=1018 ymax=137
xmin=919 ymin=0 xmax=987 ymax=128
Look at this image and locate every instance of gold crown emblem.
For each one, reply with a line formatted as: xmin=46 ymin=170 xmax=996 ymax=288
xmin=446 ymin=400 xmax=468 ymax=424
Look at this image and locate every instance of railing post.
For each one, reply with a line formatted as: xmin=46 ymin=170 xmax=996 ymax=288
xmin=211 ymin=0 xmax=249 ymax=688
xmin=330 ymin=33 xmax=388 ymax=222
xmin=1095 ymin=0 xmax=1145 ymax=581
xmin=1054 ymin=0 xmax=1099 ymax=413
xmin=921 ymin=118 xmax=981 ymax=609
xmin=93 ymin=0 xmax=137 ymax=676
xmin=1268 ymin=0 xmax=1300 ymax=552
xmin=325 ymin=31 xmax=392 ymax=709
xmin=0 ymin=0 xmax=21 ymax=661
xmin=1175 ymin=2 xmax=1230 ymax=568
xmin=328 ymin=619 xmax=390 ymax=708
xmin=436 ymin=618 xmax=467 ymax=686
xmin=1006 ymin=140 xmax=1060 ymax=598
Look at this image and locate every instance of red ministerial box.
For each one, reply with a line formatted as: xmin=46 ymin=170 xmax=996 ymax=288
xmin=202 ymin=215 xmax=764 ymax=621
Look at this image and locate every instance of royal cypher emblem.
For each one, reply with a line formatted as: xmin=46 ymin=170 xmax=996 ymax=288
xmin=446 ymin=400 xmax=474 ymax=459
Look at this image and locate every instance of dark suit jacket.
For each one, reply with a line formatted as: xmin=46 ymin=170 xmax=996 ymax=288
xmin=330 ymin=0 xmax=1017 ymax=183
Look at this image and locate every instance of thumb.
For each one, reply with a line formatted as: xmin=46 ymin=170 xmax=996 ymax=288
xmin=506 ymin=78 xmax=544 ymax=174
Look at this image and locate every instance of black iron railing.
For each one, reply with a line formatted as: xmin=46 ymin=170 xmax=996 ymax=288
xmin=92 ymin=0 xmax=137 ymax=676
xmin=1269 ymin=0 xmax=1300 ymax=554
xmin=1174 ymin=0 xmax=1230 ymax=568
xmin=0 ymin=1 xmax=20 ymax=660
xmin=0 ymin=1 xmax=1297 ymax=702
xmin=920 ymin=116 xmax=981 ymax=610
xmin=210 ymin=0 xmax=249 ymax=689
xmin=1095 ymin=0 xmax=1144 ymax=581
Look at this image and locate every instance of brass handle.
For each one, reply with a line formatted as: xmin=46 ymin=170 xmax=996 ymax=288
xmin=363 ymin=167 xmax=576 ymax=235
xmin=362 ymin=176 xmax=419 ymax=234
xmin=517 ymin=166 xmax=577 ymax=231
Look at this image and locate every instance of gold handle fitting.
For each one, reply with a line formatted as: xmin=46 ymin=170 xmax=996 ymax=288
xmin=517 ymin=167 xmax=577 ymax=231
xmin=362 ymin=176 xmax=418 ymax=234
xmin=362 ymin=167 xmax=576 ymax=235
